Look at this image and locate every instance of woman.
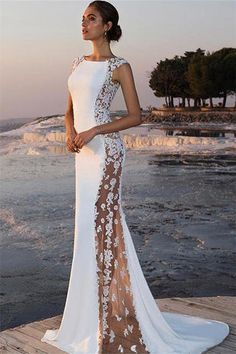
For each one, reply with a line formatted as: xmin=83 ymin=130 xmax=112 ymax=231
xmin=41 ymin=1 xmax=229 ymax=353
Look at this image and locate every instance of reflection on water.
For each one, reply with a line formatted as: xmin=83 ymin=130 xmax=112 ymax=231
xmin=165 ymin=127 xmax=235 ymax=138
xmin=47 ymin=145 xmax=67 ymax=154
xmin=148 ymin=154 xmax=236 ymax=168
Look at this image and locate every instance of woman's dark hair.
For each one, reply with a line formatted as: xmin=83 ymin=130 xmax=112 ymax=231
xmin=88 ymin=0 xmax=122 ymax=42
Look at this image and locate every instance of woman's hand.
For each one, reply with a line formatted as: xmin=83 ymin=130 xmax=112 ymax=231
xmin=73 ymin=127 xmax=97 ymax=149
xmin=66 ymin=129 xmax=80 ymax=153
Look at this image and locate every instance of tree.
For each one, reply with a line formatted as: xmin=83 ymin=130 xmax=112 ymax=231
xmin=149 ymin=47 xmax=236 ymax=108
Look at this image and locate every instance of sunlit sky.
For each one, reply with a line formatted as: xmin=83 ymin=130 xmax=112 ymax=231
xmin=1 ymin=0 xmax=236 ymax=120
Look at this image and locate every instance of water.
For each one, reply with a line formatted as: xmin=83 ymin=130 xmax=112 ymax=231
xmin=0 ymin=115 xmax=235 ymax=330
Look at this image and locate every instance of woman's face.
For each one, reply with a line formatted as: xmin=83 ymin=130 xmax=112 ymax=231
xmin=81 ymin=6 xmax=110 ymax=40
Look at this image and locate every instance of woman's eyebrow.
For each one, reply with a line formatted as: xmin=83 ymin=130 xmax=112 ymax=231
xmin=82 ymin=13 xmax=97 ymax=18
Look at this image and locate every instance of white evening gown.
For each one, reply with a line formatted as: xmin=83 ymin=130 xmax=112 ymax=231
xmin=41 ymin=55 xmax=229 ymax=354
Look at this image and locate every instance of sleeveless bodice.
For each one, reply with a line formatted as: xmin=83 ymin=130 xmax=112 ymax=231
xmin=67 ymin=55 xmax=129 ymax=134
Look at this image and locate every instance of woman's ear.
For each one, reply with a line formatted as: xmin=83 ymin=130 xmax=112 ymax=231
xmin=107 ymin=21 xmax=113 ymax=32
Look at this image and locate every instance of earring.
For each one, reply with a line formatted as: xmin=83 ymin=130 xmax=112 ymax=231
xmin=104 ymin=31 xmax=107 ymax=36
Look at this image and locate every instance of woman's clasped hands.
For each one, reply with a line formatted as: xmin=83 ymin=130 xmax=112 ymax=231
xmin=66 ymin=127 xmax=97 ymax=153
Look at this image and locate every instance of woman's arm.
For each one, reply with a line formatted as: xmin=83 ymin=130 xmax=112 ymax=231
xmin=65 ymin=92 xmax=78 ymax=152
xmin=93 ymin=62 xmax=142 ymax=135
xmin=65 ymin=92 xmax=76 ymax=136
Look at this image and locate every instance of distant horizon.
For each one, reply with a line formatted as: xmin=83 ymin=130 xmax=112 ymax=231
xmin=1 ymin=0 xmax=235 ymax=120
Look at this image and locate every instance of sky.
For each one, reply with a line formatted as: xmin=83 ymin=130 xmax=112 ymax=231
xmin=1 ymin=0 xmax=236 ymax=120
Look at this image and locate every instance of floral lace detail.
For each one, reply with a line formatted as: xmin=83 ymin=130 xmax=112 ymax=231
xmin=93 ymin=57 xmax=149 ymax=353
xmin=94 ymin=57 xmax=128 ymax=125
xmin=70 ymin=56 xmax=84 ymax=73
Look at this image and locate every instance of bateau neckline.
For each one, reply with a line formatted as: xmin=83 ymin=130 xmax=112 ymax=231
xmin=82 ymin=55 xmax=118 ymax=62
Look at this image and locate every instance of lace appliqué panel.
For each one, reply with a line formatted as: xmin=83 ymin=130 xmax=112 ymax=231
xmin=70 ymin=56 xmax=83 ymax=73
xmin=94 ymin=58 xmax=150 ymax=354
